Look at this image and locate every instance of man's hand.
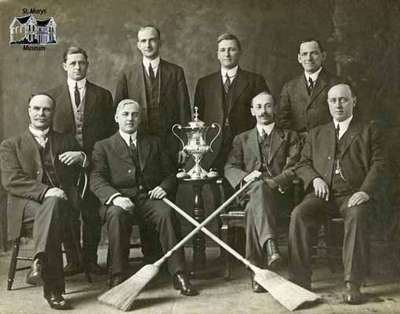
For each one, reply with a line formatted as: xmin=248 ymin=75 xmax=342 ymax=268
xmin=44 ymin=187 xmax=67 ymax=200
xmin=348 ymin=191 xmax=370 ymax=207
xmin=243 ymin=170 xmax=262 ymax=183
xmin=59 ymin=151 xmax=84 ymax=166
xmin=148 ymin=186 xmax=167 ymax=200
xmin=265 ymin=178 xmax=278 ymax=189
xmin=177 ymin=150 xmax=188 ymax=165
xmin=112 ymin=196 xmax=135 ymax=211
xmin=313 ymin=177 xmax=330 ymax=201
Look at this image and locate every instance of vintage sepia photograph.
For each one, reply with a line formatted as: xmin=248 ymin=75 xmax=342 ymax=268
xmin=0 ymin=0 xmax=399 ymax=313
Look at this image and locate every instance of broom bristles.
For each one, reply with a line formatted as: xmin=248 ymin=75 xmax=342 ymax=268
xmin=98 ymin=264 xmax=160 ymax=311
xmin=253 ymin=268 xmax=320 ymax=311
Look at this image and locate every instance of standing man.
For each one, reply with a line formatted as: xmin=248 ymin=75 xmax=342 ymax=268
xmin=278 ymin=39 xmax=338 ymax=135
xmin=225 ymin=91 xmax=300 ymax=292
xmin=114 ymin=25 xmax=191 ymax=166
xmin=47 ymin=46 xmax=114 ymax=275
xmin=90 ymin=99 xmax=197 ymax=296
xmin=288 ymin=83 xmax=385 ymax=304
xmin=194 ymin=33 xmax=268 ymax=173
xmin=0 ymin=94 xmax=88 ymax=309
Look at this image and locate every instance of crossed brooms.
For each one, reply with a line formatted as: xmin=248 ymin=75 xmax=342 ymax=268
xmin=98 ymin=176 xmax=321 ymax=311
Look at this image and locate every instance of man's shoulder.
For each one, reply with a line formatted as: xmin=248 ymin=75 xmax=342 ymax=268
xmin=160 ymin=59 xmax=184 ymax=72
xmin=46 ymin=84 xmax=66 ymax=97
xmin=87 ymin=81 xmax=111 ymax=94
xmin=238 ymin=68 xmax=264 ymax=80
xmin=197 ymin=71 xmax=220 ymax=84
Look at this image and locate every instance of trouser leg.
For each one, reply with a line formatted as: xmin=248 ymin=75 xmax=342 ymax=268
xmin=288 ymin=194 xmax=327 ymax=285
xmin=245 ymin=180 xmax=279 ymax=266
xmin=25 ymin=197 xmax=69 ymax=296
xmin=339 ymin=199 xmax=370 ymax=284
xmin=106 ymin=206 xmax=133 ymax=275
xmin=138 ymin=198 xmax=185 ymax=275
xmin=81 ymin=192 xmax=101 ymax=264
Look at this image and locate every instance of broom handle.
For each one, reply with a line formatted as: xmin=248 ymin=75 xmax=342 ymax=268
xmin=163 ymin=198 xmax=252 ymax=268
xmin=154 ymin=177 xmax=258 ymax=267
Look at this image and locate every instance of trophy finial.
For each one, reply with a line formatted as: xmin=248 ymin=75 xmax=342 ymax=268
xmin=193 ymin=106 xmax=199 ymax=121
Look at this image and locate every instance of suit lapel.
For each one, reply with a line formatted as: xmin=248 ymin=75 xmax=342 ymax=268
xmin=339 ymin=120 xmax=361 ymax=158
xmin=137 ymin=131 xmax=150 ymax=171
xmin=308 ymin=70 xmax=328 ymax=107
xmin=21 ymin=130 xmax=42 ymax=170
xmin=58 ymin=85 xmax=75 ymax=125
xmin=248 ymin=128 xmax=262 ymax=162
xmin=83 ymin=81 xmax=96 ymax=122
xmin=159 ymin=59 xmax=170 ymax=105
xmin=111 ymin=133 xmax=134 ymax=165
xmin=268 ymin=128 xmax=284 ymax=164
xmin=230 ymin=68 xmax=249 ymax=113
xmin=296 ymin=75 xmax=311 ymax=109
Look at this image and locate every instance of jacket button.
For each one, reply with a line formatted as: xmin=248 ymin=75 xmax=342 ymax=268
xmin=128 ymin=169 xmax=132 ymax=173
xmin=36 ymin=171 xmax=40 ymax=175
xmin=328 ymin=156 xmax=331 ymax=160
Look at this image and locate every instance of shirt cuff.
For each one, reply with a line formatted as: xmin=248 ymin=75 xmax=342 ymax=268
xmin=106 ymin=193 xmax=122 ymax=205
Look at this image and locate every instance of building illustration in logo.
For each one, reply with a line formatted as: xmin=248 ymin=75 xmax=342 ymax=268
xmin=9 ymin=14 xmax=56 ymax=45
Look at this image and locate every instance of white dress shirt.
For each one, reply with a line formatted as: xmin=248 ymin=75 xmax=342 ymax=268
xmin=67 ymin=77 xmax=87 ymax=108
xmin=305 ymin=67 xmax=322 ymax=87
xmin=143 ymin=56 xmax=160 ymax=77
xmin=334 ymin=115 xmax=353 ymax=140
xmin=221 ymin=65 xmax=239 ymax=84
xmin=256 ymin=122 xmax=275 ymax=137
xmin=29 ymin=126 xmax=50 ymax=147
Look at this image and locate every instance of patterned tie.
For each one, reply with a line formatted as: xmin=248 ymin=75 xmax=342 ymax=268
xmin=74 ymin=82 xmax=81 ymax=107
xmin=224 ymin=73 xmax=231 ymax=94
xmin=36 ymin=135 xmax=48 ymax=148
xmin=148 ymin=64 xmax=156 ymax=83
xmin=335 ymin=123 xmax=340 ymax=141
xmin=307 ymin=77 xmax=314 ymax=95
xmin=129 ymin=136 xmax=139 ymax=166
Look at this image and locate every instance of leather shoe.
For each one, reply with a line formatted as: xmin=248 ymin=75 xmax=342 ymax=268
xmin=87 ymin=262 xmax=106 ymax=275
xmin=45 ymin=291 xmax=71 ymax=310
xmin=26 ymin=258 xmax=43 ymax=285
xmin=251 ymin=274 xmax=266 ymax=293
xmin=173 ymin=273 xmax=198 ymax=296
xmin=109 ymin=274 xmax=126 ymax=288
xmin=265 ymin=239 xmax=282 ymax=269
xmin=63 ymin=262 xmax=82 ymax=276
xmin=343 ymin=281 xmax=363 ymax=305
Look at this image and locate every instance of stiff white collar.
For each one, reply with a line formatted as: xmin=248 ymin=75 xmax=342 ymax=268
xmin=333 ymin=115 xmax=353 ymax=139
xmin=143 ymin=56 xmax=160 ymax=75
xmin=221 ymin=65 xmax=239 ymax=83
xmin=304 ymin=67 xmax=322 ymax=84
xmin=119 ymin=130 xmax=137 ymax=146
xmin=256 ymin=122 xmax=275 ymax=137
xmin=67 ymin=77 xmax=87 ymax=89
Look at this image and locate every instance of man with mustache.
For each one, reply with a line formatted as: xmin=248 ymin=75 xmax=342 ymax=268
xmin=288 ymin=82 xmax=385 ymax=304
xmin=224 ymin=91 xmax=301 ymax=292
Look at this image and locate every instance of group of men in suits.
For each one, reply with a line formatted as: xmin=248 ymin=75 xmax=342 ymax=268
xmin=0 ymin=22 xmax=384 ymax=310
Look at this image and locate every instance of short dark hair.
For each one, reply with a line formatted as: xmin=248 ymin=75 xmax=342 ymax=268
xmin=217 ymin=33 xmax=241 ymax=51
xmin=63 ymin=46 xmax=88 ymax=63
xmin=138 ymin=25 xmax=161 ymax=40
xmin=28 ymin=93 xmax=56 ymax=109
xmin=328 ymin=80 xmax=356 ymax=97
xmin=298 ymin=38 xmax=324 ymax=53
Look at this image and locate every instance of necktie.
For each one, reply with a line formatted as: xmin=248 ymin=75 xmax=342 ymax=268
xmin=224 ymin=73 xmax=231 ymax=94
xmin=129 ymin=136 xmax=139 ymax=165
xmin=36 ymin=135 xmax=48 ymax=148
xmin=148 ymin=64 xmax=156 ymax=82
xmin=74 ymin=82 xmax=81 ymax=107
xmin=308 ymin=77 xmax=314 ymax=95
xmin=335 ymin=123 xmax=340 ymax=140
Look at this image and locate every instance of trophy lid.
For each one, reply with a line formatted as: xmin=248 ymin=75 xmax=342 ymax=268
xmin=187 ymin=106 xmax=206 ymax=129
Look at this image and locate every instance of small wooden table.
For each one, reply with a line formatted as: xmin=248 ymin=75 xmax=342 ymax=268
xmin=178 ymin=176 xmax=221 ymax=275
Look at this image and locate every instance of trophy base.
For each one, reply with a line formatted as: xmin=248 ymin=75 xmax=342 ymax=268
xmin=187 ymin=166 xmax=209 ymax=180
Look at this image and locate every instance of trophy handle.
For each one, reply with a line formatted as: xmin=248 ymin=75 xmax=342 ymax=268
xmin=172 ymin=124 xmax=185 ymax=150
xmin=209 ymin=123 xmax=221 ymax=152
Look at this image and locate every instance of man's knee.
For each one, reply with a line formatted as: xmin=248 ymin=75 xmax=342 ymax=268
xmin=42 ymin=196 xmax=69 ymax=216
xmin=106 ymin=205 xmax=127 ymax=222
xmin=152 ymin=201 xmax=173 ymax=222
xmin=344 ymin=204 xmax=369 ymax=223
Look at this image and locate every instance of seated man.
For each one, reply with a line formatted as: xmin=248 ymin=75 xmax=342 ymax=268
xmin=90 ymin=99 xmax=197 ymax=296
xmin=0 ymin=93 xmax=88 ymax=310
xmin=224 ymin=91 xmax=301 ymax=292
xmin=288 ymin=82 xmax=385 ymax=304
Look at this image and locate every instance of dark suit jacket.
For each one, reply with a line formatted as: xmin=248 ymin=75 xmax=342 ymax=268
xmin=114 ymin=59 xmax=190 ymax=155
xmin=295 ymin=119 xmax=385 ymax=200
xmin=224 ymin=126 xmax=301 ymax=189
xmin=47 ymin=81 xmax=115 ymax=157
xmin=194 ymin=68 xmax=268 ymax=169
xmin=90 ymin=131 xmax=177 ymax=218
xmin=278 ymin=69 xmax=338 ymax=132
xmin=0 ymin=130 xmax=82 ymax=240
